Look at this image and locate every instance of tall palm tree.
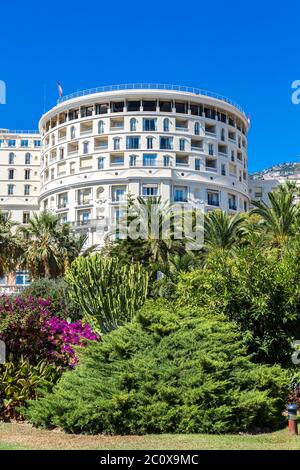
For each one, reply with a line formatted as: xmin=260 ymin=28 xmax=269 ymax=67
xmin=204 ymin=210 xmax=246 ymax=252
xmin=18 ymin=211 xmax=92 ymax=279
xmin=0 ymin=211 xmax=20 ymax=276
xmin=251 ymin=190 xmax=300 ymax=246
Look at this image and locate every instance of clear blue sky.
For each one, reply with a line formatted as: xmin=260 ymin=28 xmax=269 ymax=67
xmin=1 ymin=0 xmax=300 ymax=172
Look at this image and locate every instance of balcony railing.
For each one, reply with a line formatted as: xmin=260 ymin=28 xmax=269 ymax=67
xmin=57 ymin=83 xmax=247 ymax=116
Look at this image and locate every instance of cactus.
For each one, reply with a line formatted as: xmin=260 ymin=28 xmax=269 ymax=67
xmin=65 ymin=255 xmax=148 ymax=334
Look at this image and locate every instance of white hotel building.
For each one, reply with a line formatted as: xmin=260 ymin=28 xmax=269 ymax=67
xmin=39 ymin=84 xmax=249 ymax=246
xmin=0 ymin=129 xmax=41 ymax=224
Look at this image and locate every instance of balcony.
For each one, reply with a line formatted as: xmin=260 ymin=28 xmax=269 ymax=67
xmin=57 ymin=201 xmax=68 ymax=209
xmin=77 ymin=199 xmax=92 ymax=206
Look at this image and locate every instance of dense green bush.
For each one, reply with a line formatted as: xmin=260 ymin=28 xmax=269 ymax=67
xmin=176 ymin=246 xmax=300 ymax=364
xmin=65 ymin=255 xmax=148 ymax=334
xmin=21 ymin=278 xmax=82 ymax=321
xmin=25 ymin=301 xmax=288 ymax=434
xmin=0 ymin=358 xmax=60 ymax=420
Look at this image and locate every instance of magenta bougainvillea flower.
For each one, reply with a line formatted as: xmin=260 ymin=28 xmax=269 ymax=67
xmin=0 ymin=295 xmax=99 ymax=369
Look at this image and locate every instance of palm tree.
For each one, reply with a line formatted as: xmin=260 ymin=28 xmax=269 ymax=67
xmin=18 ymin=211 xmax=93 ymax=279
xmin=0 ymin=211 xmax=20 ymax=276
xmin=204 ymin=210 xmax=246 ymax=252
xmin=251 ymin=190 xmax=300 ymax=246
xmin=113 ymin=196 xmax=175 ymax=265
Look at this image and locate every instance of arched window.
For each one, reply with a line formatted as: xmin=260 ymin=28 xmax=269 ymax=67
xmin=98 ymin=120 xmax=104 ymax=134
xmin=70 ymin=126 xmax=76 ymax=139
xmin=194 ymin=122 xmax=200 ymax=135
xmin=163 ymin=118 xmax=169 ymax=132
xmin=8 ymin=152 xmax=15 ymax=164
xmin=130 ymin=118 xmax=137 ymax=132
xmin=25 ymin=153 xmax=31 ymax=164
xmin=83 ymin=141 xmax=90 ymax=154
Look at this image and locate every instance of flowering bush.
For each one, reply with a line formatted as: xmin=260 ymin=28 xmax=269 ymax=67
xmin=0 ymin=295 xmax=99 ymax=369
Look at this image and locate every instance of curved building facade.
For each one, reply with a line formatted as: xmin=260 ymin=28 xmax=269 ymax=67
xmin=39 ymin=84 xmax=249 ymax=246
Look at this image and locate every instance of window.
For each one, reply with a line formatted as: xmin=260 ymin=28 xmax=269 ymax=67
xmin=208 ymin=143 xmax=214 ymax=156
xmin=142 ymin=100 xmax=156 ymax=111
xmin=179 ymin=139 xmax=185 ymax=151
xmin=143 ymin=118 xmax=157 ymax=131
xmin=25 ymin=152 xmax=31 ymax=164
xmin=112 ymin=186 xmax=126 ymax=202
xmin=23 ymin=212 xmax=30 ymax=224
xmin=160 ymin=137 xmax=173 ymax=150
xmin=77 ymin=210 xmax=91 ymax=224
xmin=21 ymin=139 xmax=28 ymax=148
xmin=194 ymin=122 xmax=200 ymax=135
xmin=25 ymin=169 xmax=31 ymax=180
xmin=83 ymin=141 xmax=90 ymax=154
xmin=110 ymin=155 xmax=124 ymax=165
xmin=159 ymin=101 xmax=172 ymax=112
xmin=207 ymin=191 xmax=219 ymax=206
xmin=244 ymin=201 xmax=247 ymax=212
xmin=98 ymin=120 xmax=104 ymax=134
xmin=8 ymin=140 xmax=16 ymax=147
xmin=147 ymin=137 xmax=153 ymax=149
xmin=163 ymin=155 xmax=170 ymax=167
xmin=70 ymin=126 xmax=76 ymax=139
xmin=206 ymin=158 xmax=217 ymax=171
xmin=221 ymin=128 xmax=225 ymax=141
xmin=221 ymin=163 xmax=226 ymax=176
xmin=51 ymin=134 xmax=55 ymax=146
xmin=95 ymin=103 xmax=109 ymax=114
xmin=143 ymin=154 xmax=157 ymax=166
xmin=8 ymin=169 xmax=14 ymax=179
xmin=7 ymin=184 xmax=14 ymax=195
xmin=15 ymin=271 xmax=30 ymax=286
xmin=78 ymin=188 xmax=92 ymax=205
xmin=127 ymin=101 xmax=140 ymax=112
xmin=51 ymin=168 xmax=55 ymax=180
xmin=174 ymin=186 xmax=188 ymax=202
xmin=195 ymin=159 xmax=200 ymax=170
xmin=98 ymin=157 xmax=104 ymax=169
xmin=130 ymin=155 xmax=137 ymax=167
xmin=8 ymin=153 xmax=15 ymax=164
xmin=59 ymin=148 xmax=64 ymax=160
xmin=126 ymin=136 xmax=140 ymax=150
xmin=163 ymin=118 xmax=170 ymax=132
xmin=228 ymin=194 xmax=237 ymax=210
xmin=24 ymin=184 xmax=30 ymax=195
xmin=114 ymin=138 xmax=121 ymax=150
xmin=130 ymin=118 xmax=137 ymax=132
xmin=57 ymin=193 xmax=68 ymax=208
xmin=34 ymin=140 xmax=41 ymax=147
xmin=142 ymin=184 xmax=158 ymax=196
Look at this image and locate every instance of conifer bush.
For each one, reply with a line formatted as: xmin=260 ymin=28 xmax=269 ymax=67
xmin=25 ymin=300 xmax=289 ymax=434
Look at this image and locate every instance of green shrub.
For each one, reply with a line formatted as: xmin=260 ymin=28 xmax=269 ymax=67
xmin=0 ymin=358 xmax=60 ymax=420
xmin=25 ymin=300 xmax=288 ymax=434
xmin=21 ymin=278 xmax=82 ymax=321
xmin=65 ymin=255 xmax=148 ymax=334
xmin=176 ymin=246 xmax=300 ymax=364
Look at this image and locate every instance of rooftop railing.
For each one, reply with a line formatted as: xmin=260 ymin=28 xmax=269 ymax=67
xmin=57 ymin=83 xmax=246 ymax=116
xmin=0 ymin=129 xmax=40 ymax=135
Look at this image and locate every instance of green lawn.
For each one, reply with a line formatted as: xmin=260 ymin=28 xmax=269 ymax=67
xmin=0 ymin=423 xmax=300 ymax=450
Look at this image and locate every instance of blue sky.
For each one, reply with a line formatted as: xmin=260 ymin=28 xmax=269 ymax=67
xmin=1 ymin=0 xmax=300 ymax=172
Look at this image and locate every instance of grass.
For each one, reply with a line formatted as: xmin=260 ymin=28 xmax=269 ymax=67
xmin=0 ymin=423 xmax=300 ymax=450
